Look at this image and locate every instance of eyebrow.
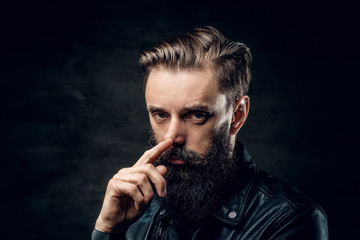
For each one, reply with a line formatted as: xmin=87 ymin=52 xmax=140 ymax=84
xmin=147 ymin=105 xmax=164 ymax=113
xmin=147 ymin=104 xmax=214 ymax=113
xmin=183 ymin=104 xmax=213 ymax=113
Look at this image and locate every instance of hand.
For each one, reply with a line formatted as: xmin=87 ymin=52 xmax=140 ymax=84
xmin=95 ymin=139 xmax=173 ymax=233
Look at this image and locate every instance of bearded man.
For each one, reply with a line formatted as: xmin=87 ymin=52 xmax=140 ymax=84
xmin=92 ymin=26 xmax=328 ymax=240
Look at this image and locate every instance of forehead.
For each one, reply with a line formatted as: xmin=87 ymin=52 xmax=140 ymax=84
xmin=145 ymin=67 xmax=226 ymax=111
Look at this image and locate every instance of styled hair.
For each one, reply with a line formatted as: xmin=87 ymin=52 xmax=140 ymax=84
xmin=139 ymin=26 xmax=252 ymax=107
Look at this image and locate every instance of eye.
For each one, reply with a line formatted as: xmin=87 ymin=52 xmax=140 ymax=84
xmin=186 ymin=112 xmax=210 ymax=124
xmin=192 ymin=112 xmax=206 ymax=119
xmin=153 ymin=112 xmax=168 ymax=122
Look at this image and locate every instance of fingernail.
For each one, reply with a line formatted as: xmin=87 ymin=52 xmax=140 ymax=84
xmin=162 ymin=188 xmax=167 ymax=197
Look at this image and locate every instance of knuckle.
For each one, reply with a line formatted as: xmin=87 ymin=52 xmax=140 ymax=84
xmin=128 ymin=185 xmax=139 ymax=198
xmin=144 ymin=192 xmax=154 ymax=201
xmin=144 ymin=163 xmax=155 ymax=171
xmin=139 ymin=174 xmax=148 ymax=183
xmin=112 ymin=173 xmax=120 ymax=179
xmin=143 ymin=150 xmax=151 ymax=157
xmin=129 ymin=184 xmax=138 ymax=193
xmin=118 ymin=168 xmax=127 ymax=174
xmin=139 ymin=197 xmax=145 ymax=204
xmin=134 ymin=193 xmax=144 ymax=202
xmin=108 ymin=178 xmax=116 ymax=186
xmin=107 ymin=178 xmax=119 ymax=191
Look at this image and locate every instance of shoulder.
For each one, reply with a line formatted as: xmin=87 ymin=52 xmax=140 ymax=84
xmin=253 ymin=169 xmax=325 ymax=215
xmin=243 ymin=169 xmax=328 ymax=239
xmin=233 ymin=143 xmax=326 ymax=221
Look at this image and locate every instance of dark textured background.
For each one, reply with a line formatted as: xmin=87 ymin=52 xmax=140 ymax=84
xmin=1 ymin=0 xmax=358 ymax=239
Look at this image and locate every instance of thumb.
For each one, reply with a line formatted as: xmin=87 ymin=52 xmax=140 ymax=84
xmin=156 ymin=165 xmax=167 ymax=176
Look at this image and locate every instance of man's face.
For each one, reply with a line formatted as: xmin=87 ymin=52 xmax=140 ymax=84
xmin=145 ymin=67 xmax=239 ymax=222
xmin=145 ymin=67 xmax=233 ymax=158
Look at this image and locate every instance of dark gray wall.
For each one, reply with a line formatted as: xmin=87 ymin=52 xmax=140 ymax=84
xmin=1 ymin=1 xmax=358 ymax=239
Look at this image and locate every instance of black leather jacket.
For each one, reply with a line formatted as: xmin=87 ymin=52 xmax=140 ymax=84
xmin=92 ymin=144 xmax=328 ymax=240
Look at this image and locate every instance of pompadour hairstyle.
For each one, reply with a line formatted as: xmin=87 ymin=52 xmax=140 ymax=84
xmin=139 ymin=26 xmax=252 ymax=107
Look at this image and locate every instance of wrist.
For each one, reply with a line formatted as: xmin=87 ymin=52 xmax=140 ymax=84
xmin=95 ymin=218 xmax=112 ymax=233
xmin=95 ymin=217 xmax=128 ymax=234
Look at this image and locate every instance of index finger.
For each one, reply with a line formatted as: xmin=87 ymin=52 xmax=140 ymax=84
xmin=134 ymin=138 xmax=173 ymax=166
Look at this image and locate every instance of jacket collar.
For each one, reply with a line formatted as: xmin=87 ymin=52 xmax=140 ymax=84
xmin=210 ymin=142 xmax=258 ymax=226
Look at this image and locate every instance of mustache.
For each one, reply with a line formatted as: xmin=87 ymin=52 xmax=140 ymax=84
xmin=155 ymin=145 xmax=207 ymax=166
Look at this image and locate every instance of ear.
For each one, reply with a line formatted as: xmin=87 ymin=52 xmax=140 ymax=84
xmin=229 ymin=95 xmax=250 ymax=135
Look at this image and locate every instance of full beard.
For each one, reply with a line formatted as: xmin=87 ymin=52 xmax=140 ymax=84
xmin=149 ymin=123 xmax=239 ymax=223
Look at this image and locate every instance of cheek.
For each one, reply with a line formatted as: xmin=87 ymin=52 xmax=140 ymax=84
xmin=213 ymin=113 xmax=232 ymax=131
xmin=186 ymin=123 xmax=216 ymax=151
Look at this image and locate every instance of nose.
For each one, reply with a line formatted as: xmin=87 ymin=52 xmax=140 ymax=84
xmin=163 ymin=118 xmax=185 ymax=146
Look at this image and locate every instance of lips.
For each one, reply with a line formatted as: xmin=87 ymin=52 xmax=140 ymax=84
xmin=167 ymin=156 xmax=186 ymax=165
